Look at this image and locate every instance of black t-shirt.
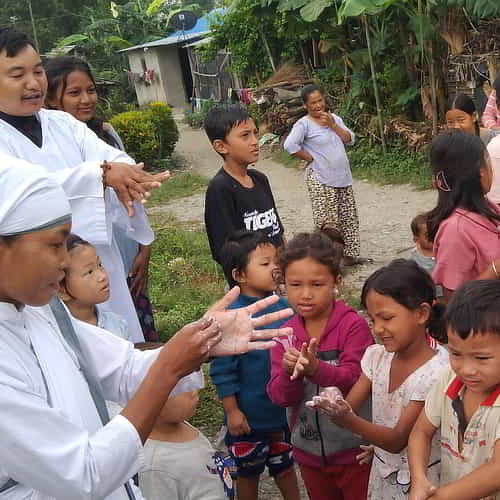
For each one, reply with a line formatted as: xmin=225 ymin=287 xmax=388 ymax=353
xmin=204 ymin=168 xmax=284 ymax=264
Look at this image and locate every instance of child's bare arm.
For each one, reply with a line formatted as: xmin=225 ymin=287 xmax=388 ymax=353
xmin=336 ymin=399 xmax=425 ymax=454
xmin=431 ymin=439 xmax=500 ymax=500
xmin=223 ymin=395 xmax=251 ymax=436
xmin=345 ymin=373 xmax=372 ymax=412
xmin=408 ymin=411 xmax=438 ymax=500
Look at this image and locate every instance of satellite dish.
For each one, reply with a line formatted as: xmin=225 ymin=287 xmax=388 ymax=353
xmin=169 ymin=10 xmax=198 ymax=32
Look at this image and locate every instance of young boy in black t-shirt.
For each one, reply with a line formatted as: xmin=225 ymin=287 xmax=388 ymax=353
xmin=204 ymin=105 xmax=284 ymax=265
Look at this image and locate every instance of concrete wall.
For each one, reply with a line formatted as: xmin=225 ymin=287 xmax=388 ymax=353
xmin=127 ymin=45 xmax=188 ymax=109
xmin=157 ymin=46 xmax=188 ymax=109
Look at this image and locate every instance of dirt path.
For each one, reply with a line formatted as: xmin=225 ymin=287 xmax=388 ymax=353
xmin=152 ymin=121 xmax=438 ymax=292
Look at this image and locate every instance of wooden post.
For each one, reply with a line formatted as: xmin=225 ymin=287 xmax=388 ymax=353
xmin=426 ymin=2 xmax=438 ymax=135
xmin=312 ymin=39 xmax=319 ymax=68
xmin=259 ymin=26 xmax=276 ymax=72
xmin=27 ymin=0 xmax=39 ymax=52
xmin=363 ymin=15 xmax=386 ymax=152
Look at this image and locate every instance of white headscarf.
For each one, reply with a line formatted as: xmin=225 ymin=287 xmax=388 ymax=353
xmin=0 ymin=156 xmax=72 ymax=236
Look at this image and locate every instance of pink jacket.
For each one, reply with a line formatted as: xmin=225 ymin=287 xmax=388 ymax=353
xmin=267 ymin=300 xmax=373 ymax=468
xmin=482 ymin=90 xmax=500 ymax=128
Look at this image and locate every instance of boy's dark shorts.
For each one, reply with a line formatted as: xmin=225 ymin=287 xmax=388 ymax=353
xmin=225 ymin=428 xmax=294 ymax=478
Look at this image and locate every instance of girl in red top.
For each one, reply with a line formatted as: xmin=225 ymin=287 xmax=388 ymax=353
xmin=267 ymin=230 xmax=373 ymax=500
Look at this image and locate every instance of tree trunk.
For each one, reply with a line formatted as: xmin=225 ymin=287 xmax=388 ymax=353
xmin=426 ymin=2 xmax=438 ymax=135
xmin=299 ymin=41 xmax=309 ymax=70
xmin=363 ymin=15 xmax=386 ymax=152
xmin=27 ymin=0 xmax=39 ymax=51
xmin=427 ymin=43 xmax=438 ymax=135
xmin=259 ymin=26 xmax=276 ymax=72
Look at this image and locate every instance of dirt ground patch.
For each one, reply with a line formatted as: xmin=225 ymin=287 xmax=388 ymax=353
xmin=151 ymin=121 xmax=437 ymax=292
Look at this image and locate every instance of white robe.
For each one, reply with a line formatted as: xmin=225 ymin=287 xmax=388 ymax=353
xmin=0 ymin=301 xmax=203 ymax=500
xmin=0 ymin=109 xmax=154 ymax=342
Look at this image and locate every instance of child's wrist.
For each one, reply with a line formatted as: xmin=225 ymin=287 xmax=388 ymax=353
xmin=307 ymin=358 xmax=320 ymax=377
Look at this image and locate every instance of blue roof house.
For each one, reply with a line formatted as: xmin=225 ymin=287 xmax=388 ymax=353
xmin=120 ymin=9 xmax=225 ymax=108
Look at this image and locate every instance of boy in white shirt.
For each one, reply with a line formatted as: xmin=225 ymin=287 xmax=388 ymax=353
xmin=409 ymin=280 xmax=500 ymax=500
xmin=140 ymin=390 xmax=234 ymax=500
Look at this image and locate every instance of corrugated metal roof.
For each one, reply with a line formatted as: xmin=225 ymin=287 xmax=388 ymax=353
xmin=119 ymin=8 xmax=224 ymax=53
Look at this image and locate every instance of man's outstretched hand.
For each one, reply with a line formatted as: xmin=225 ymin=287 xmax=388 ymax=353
xmin=104 ymin=162 xmax=170 ymax=216
xmin=206 ymin=287 xmax=294 ymax=356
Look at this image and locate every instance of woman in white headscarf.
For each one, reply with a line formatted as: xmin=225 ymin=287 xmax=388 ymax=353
xmin=0 ymin=159 xmax=293 ymax=500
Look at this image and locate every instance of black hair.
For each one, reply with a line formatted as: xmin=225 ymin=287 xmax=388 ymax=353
xmin=66 ymin=233 xmax=91 ymax=252
xmin=279 ymin=229 xmax=344 ymax=279
xmin=493 ymin=75 xmax=500 ymax=95
xmin=45 ymin=56 xmax=96 ymax=109
xmin=448 ymin=94 xmax=480 ymax=136
xmin=60 ymin=234 xmax=93 ymax=299
xmin=204 ymin=104 xmax=251 ymax=144
xmin=301 ymin=84 xmax=322 ymax=104
xmin=0 ymin=28 xmax=35 ymax=57
xmin=43 ymin=56 xmax=119 ymax=148
xmin=410 ymin=213 xmax=428 ymax=238
xmin=446 ymin=280 xmax=500 ymax=339
xmin=221 ymin=230 xmax=276 ymax=288
xmin=427 ymin=130 xmax=500 ymax=241
xmin=361 ymin=259 xmax=446 ymax=343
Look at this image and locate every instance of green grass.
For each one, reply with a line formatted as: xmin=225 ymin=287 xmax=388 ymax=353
xmin=148 ymin=218 xmax=226 ymax=437
xmin=149 ymin=218 xmax=225 ymax=342
xmin=348 ymin=140 xmax=431 ymax=189
xmin=341 ymin=283 xmax=362 ymax=311
xmin=148 ymin=171 xmax=209 ymax=206
xmin=190 ymin=364 xmax=225 ymax=438
xmin=148 ymin=220 xmax=225 ymax=437
xmin=271 ymin=150 xmax=303 ymax=169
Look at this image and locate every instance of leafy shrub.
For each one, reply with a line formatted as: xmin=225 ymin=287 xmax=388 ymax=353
xmin=147 ymin=101 xmax=179 ymax=157
xmin=110 ymin=101 xmax=179 ymax=170
xmin=183 ymin=98 xmax=218 ymax=129
xmin=348 ymin=139 xmax=431 ymax=189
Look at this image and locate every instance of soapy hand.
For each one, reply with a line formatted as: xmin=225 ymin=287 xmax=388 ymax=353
xmin=305 ymin=386 xmax=353 ymax=417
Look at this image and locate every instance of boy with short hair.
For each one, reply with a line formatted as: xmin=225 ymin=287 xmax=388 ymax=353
xmin=408 ymin=280 xmax=500 ymax=500
xmin=210 ymin=230 xmax=300 ymax=500
xmin=140 ymin=390 xmax=233 ymax=500
xmin=204 ymin=105 xmax=284 ymax=266
xmin=410 ymin=213 xmax=435 ymax=275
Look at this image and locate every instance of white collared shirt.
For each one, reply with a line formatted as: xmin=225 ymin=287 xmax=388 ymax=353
xmin=0 ymin=302 xmax=202 ymax=499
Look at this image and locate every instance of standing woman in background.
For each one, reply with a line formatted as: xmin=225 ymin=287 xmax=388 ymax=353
xmin=284 ymin=84 xmax=365 ymax=266
xmin=44 ymin=56 xmax=157 ymax=341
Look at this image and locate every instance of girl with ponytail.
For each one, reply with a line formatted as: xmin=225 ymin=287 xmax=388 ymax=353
xmin=306 ymin=259 xmax=449 ymax=500
xmin=427 ymin=130 xmax=500 ymax=302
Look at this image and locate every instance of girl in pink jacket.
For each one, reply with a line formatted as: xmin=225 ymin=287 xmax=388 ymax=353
xmin=267 ymin=230 xmax=373 ymax=500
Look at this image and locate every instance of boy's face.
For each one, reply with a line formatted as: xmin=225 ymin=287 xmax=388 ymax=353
xmin=414 ymin=223 xmax=433 ymax=253
xmin=61 ymin=245 xmax=110 ymax=307
xmin=0 ymin=45 xmax=47 ymax=116
xmin=448 ymin=328 xmax=500 ymax=395
xmin=0 ymin=224 xmax=70 ymax=307
xmin=157 ymin=390 xmax=199 ymax=424
xmin=236 ymin=243 xmax=278 ymax=297
xmin=214 ymin=119 xmax=259 ymax=166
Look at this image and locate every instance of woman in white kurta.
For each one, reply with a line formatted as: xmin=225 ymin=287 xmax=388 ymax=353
xmin=0 ymin=109 xmax=151 ymax=342
xmin=0 ymin=28 xmax=166 ymax=341
xmin=0 ymin=160 xmax=293 ymax=499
